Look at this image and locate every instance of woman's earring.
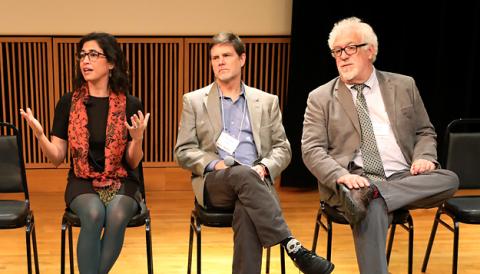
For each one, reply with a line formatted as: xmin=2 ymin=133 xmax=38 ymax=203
xmin=109 ymin=70 xmax=112 ymax=78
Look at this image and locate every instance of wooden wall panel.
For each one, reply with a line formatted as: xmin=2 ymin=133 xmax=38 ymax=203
xmin=118 ymin=38 xmax=184 ymax=166
xmin=184 ymin=37 xmax=290 ymax=110
xmin=1 ymin=36 xmax=290 ymax=168
xmin=0 ymin=37 xmax=54 ymax=168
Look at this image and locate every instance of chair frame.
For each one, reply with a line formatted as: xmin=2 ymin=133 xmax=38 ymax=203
xmin=60 ymin=163 xmax=153 ymax=274
xmin=187 ymin=201 xmax=286 ymax=274
xmin=421 ymin=118 xmax=480 ymax=274
xmin=311 ymin=201 xmax=413 ymax=274
xmin=0 ymin=122 xmax=40 ymax=274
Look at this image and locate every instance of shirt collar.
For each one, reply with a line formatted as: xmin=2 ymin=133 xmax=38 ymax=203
xmin=347 ymin=67 xmax=377 ymax=94
xmin=217 ymin=82 xmax=246 ymax=99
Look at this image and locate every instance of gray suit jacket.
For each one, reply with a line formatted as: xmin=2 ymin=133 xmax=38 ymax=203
xmin=302 ymin=70 xmax=438 ymax=207
xmin=174 ymin=82 xmax=291 ymax=206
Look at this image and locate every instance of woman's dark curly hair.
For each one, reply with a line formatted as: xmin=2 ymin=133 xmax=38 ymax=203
xmin=73 ymin=32 xmax=130 ymax=94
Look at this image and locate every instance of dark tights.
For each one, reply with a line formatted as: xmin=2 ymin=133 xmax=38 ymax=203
xmin=70 ymin=193 xmax=138 ymax=274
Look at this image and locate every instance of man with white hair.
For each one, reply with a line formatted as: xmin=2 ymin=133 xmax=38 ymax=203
xmin=301 ymin=17 xmax=459 ymax=274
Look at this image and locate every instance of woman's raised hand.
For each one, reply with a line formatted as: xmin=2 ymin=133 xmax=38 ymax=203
xmin=125 ymin=110 xmax=150 ymax=141
xmin=20 ymin=108 xmax=44 ymax=138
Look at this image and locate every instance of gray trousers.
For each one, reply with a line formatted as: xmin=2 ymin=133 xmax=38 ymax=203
xmin=352 ymin=169 xmax=459 ymax=274
xmin=205 ymin=165 xmax=291 ymax=274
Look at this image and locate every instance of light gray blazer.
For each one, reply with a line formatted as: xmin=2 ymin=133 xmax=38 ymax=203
xmin=174 ymin=82 xmax=291 ymax=206
xmin=302 ymin=70 xmax=438 ymax=207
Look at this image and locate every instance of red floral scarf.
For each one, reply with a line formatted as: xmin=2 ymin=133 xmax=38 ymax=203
xmin=68 ymin=84 xmax=128 ymax=204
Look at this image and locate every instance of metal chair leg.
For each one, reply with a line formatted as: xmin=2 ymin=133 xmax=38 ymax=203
xmin=266 ymin=247 xmax=271 ymax=274
xmin=422 ymin=207 xmax=442 ymax=272
xmin=26 ymin=223 xmax=33 ymax=274
xmin=61 ymin=220 xmax=67 ymax=274
xmin=265 ymin=245 xmax=285 ymax=274
xmin=145 ymin=217 xmax=154 ymax=274
xmin=196 ymin=223 xmax=201 ymax=274
xmin=326 ymin=217 xmax=333 ymax=261
xmin=311 ymin=209 xmax=321 ymax=252
xmin=386 ymin=224 xmax=397 ymax=264
xmin=452 ymin=221 xmax=459 ymax=274
xmin=187 ymin=213 xmax=195 ymax=274
xmin=31 ymin=217 xmax=40 ymax=274
xmin=67 ymin=224 xmax=74 ymax=274
xmin=280 ymin=245 xmax=286 ymax=274
xmin=407 ymin=215 xmax=414 ymax=274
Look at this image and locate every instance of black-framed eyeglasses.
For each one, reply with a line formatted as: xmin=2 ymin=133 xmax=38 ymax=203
xmin=330 ymin=43 xmax=368 ymax=58
xmin=77 ymin=50 xmax=107 ymax=62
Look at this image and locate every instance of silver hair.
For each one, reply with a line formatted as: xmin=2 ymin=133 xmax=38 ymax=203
xmin=328 ymin=17 xmax=379 ymax=62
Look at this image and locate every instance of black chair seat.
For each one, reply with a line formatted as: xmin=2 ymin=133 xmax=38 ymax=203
xmin=128 ymin=201 xmax=149 ymax=227
xmin=63 ymin=209 xmax=80 ymax=226
xmin=0 ymin=200 xmax=29 ymax=228
xmin=392 ymin=208 xmax=411 ymax=224
xmin=444 ymin=196 xmax=480 ymax=224
xmin=194 ymin=202 xmax=233 ymax=227
xmin=322 ymin=203 xmax=350 ymax=224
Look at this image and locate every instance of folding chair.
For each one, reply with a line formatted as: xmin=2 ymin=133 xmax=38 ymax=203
xmin=0 ymin=122 xmax=40 ymax=273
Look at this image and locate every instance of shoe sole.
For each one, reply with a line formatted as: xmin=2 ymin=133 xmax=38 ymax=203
xmin=322 ymin=263 xmax=335 ymax=274
xmin=325 ymin=263 xmax=334 ymax=274
xmin=295 ymin=262 xmax=335 ymax=274
xmin=340 ymin=185 xmax=366 ymax=224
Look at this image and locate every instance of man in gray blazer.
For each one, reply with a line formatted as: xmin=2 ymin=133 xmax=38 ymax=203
xmin=302 ymin=17 xmax=459 ymax=274
xmin=175 ymin=32 xmax=334 ymax=274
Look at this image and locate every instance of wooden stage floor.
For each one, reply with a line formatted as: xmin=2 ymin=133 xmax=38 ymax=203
xmin=0 ymin=167 xmax=478 ymax=274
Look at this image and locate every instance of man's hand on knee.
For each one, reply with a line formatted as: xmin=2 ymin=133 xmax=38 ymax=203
xmin=214 ymin=160 xmax=228 ymax=170
xmin=410 ymin=159 xmax=435 ymax=175
xmin=251 ymin=164 xmax=267 ymax=180
xmin=337 ymin=174 xmax=370 ymax=189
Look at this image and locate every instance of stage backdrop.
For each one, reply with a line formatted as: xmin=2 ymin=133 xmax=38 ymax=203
xmin=0 ymin=36 xmax=290 ymax=168
xmin=281 ymin=1 xmax=480 ymax=187
xmin=0 ymin=0 xmax=292 ymax=36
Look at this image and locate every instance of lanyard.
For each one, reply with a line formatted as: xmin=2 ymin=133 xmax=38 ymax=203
xmin=218 ymin=84 xmax=247 ymax=141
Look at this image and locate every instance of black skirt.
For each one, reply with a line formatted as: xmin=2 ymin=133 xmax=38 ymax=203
xmin=64 ymin=170 xmax=142 ymax=207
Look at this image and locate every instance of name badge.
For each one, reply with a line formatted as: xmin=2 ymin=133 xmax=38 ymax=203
xmin=216 ymin=131 xmax=240 ymax=155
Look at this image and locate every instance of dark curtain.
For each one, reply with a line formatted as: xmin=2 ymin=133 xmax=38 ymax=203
xmin=281 ymin=1 xmax=480 ymax=187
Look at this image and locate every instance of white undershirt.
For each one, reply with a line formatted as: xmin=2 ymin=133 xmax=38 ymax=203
xmin=348 ymin=69 xmax=409 ymax=177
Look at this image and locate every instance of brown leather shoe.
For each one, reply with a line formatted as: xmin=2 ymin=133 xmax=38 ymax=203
xmin=340 ymin=185 xmax=374 ymax=224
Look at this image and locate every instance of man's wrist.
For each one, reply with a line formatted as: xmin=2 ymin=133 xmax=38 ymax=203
xmin=258 ymin=163 xmax=269 ymax=176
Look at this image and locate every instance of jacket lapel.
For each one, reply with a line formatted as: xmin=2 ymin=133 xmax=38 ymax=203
xmin=244 ymin=85 xmax=262 ymax=154
xmin=377 ymin=71 xmax=398 ymax=137
xmin=204 ymin=83 xmax=223 ymax=141
xmin=336 ymin=80 xmax=361 ymax=134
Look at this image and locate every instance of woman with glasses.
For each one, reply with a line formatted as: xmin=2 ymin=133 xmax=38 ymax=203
xmin=21 ymin=32 xmax=150 ymax=274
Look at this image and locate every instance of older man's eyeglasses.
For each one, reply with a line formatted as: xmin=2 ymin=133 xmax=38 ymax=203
xmin=77 ymin=50 xmax=107 ymax=62
xmin=330 ymin=43 xmax=368 ymax=58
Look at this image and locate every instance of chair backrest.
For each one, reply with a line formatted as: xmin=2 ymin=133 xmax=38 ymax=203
xmin=443 ymin=119 xmax=480 ymax=189
xmin=0 ymin=122 xmax=28 ymax=196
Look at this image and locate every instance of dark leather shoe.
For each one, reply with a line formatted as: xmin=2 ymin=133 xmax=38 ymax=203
xmin=352 ymin=185 xmax=374 ymax=205
xmin=291 ymin=246 xmax=334 ymax=274
xmin=341 ymin=185 xmax=374 ymax=224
